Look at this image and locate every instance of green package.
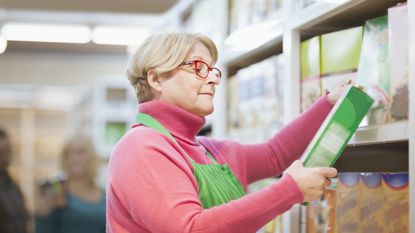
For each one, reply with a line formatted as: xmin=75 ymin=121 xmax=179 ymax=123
xmin=302 ymin=86 xmax=374 ymax=167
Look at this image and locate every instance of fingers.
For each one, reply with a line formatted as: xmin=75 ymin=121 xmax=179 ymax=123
xmin=323 ymin=178 xmax=332 ymax=188
xmin=311 ymin=167 xmax=337 ymax=178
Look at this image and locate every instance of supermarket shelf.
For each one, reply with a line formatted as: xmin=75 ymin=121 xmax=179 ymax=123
xmin=289 ymin=0 xmax=403 ymax=39
xmin=349 ymin=121 xmax=408 ymax=146
xmin=335 ymin=141 xmax=408 ymax=172
xmin=334 ymin=121 xmax=409 ymax=172
xmin=223 ymin=20 xmax=283 ymax=76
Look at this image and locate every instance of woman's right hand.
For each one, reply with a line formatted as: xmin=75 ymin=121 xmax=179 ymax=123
xmin=285 ymin=160 xmax=337 ymax=203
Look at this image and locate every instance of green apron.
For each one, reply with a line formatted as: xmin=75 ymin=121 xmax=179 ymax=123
xmin=136 ymin=113 xmax=246 ymax=209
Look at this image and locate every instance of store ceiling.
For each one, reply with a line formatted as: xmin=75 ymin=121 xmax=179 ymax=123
xmin=0 ymin=0 xmax=181 ymax=54
xmin=0 ymin=0 xmax=178 ymax=14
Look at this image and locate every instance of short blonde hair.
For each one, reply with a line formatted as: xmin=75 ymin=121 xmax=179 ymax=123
xmin=61 ymin=135 xmax=99 ymax=185
xmin=127 ymin=31 xmax=218 ymax=102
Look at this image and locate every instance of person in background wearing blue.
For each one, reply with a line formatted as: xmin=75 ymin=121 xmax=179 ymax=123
xmin=0 ymin=128 xmax=29 ymax=233
xmin=35 ymin=135 xmax=105 ymax=233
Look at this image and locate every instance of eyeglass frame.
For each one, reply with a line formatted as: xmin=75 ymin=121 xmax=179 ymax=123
xmin=178 ymin=59 xmax=222 ymax=80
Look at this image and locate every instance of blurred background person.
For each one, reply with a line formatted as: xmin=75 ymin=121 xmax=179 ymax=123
xmin=35 ymin=135 xmax=105 ymax=233
xmin=0 ymin=128 xmax=29 ymax=233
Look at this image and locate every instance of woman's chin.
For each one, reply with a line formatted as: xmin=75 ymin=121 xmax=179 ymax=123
xmin=194 ymin=106 xmax=214 ymax=117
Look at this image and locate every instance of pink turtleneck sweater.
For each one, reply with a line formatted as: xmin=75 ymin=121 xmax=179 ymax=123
xmin=106 ymin=96 xmax=333 ymax=233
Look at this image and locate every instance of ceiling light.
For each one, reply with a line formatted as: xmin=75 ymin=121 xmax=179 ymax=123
xmin=1 ymin=23 xmax=91 ymax=44
xmin=92 ymin=26 xmax=150 ymax=46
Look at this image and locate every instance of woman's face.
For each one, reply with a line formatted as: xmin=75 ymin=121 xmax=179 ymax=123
xmin=66 ymin=142 xmax=90 ymax=178
xmin=158 ymin=42 xmax=220 ymax=116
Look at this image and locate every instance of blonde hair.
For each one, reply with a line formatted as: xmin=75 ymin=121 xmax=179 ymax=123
xmin=61 ymin=135 xmax=99 ymax=185
xmin=127 ymin=31 xmax=218 ymax=102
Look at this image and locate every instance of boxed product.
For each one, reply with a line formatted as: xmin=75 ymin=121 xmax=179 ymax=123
xmin=300 ymin=36 xmax=322 ymax=112
xmin=302 ymin=86 xmax=373 ymax=168
xmin=228 ymin=55 xmax=285 ymax=143
xmin=382 ymin=173 xmax=409 ymax=233
xmin=320 ymin=27 xmax=363 ymax=92
xmin=356 ymin=16 xmax=391 ymax=125
xmin=388 ymin=3 xmax=409 ymax=121
xmin=335 ymin=173 xmax=361 ymax=233
xmin=229 ymin=0 xmax=252 ymax=33
xmin=360 ymin=173 xmax=384 ymax=232
xmin=307 ymin=183 xmax=336 ymax=233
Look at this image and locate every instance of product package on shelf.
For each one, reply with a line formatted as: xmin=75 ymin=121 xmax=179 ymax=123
xmin=360 ymin=173 xmax=384 ymax=232
xmin=356 ymin=15 xmax=390 ymax=125
xmin=229 ymin=0 xmax=252 ymax=34
xmin=300 ymin=36 xmax=322 ymax=112
xmin=229 ymin=0 xmax=283 ymax=34
xmin=307 ymin=180 xmax=336 ymax=233
xmin=185 ymin=0 xmax=219 ymax=44
xmin=228 ymin=55 xmax=285 ymax=143
xmin=335 ymin=173 xmax=361 ymax=233
xmin=382 ymin=173 xmax=409 ymax=233
xmin=321 ymin=26 xmax=363 ymax=93
xmin=302 ymin=86 xmax=373 ymax=168
xmin=307 ymin=173 xmax=409 ymax=233
xmin=388 ymin=3 xmax=409 ymax=121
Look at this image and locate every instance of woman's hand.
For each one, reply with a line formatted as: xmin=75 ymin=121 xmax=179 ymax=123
xmin=327 ymin=80 xmax=354 ymax=105
xmin=285 ymin=160 xmax=337 ymax=203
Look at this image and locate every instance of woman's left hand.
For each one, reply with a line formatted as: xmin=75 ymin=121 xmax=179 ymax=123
xmin=327 ymin=80 xmax=354 ymax=105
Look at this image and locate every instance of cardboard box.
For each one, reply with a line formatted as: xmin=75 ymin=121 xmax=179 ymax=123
xmin=388 ymin=3 xmax=409 ymax=121
xmin=302 ymin=86 xmax=373 ymax=168
xmin=360 ymin=173 xmax=384 ymax=232
xmin=382 ymin=173 xmax=409 ymax=233
xmin=356 ymin=16 xmax=390 ymax=125
xmin=335 ymin=173 xmax=361 ymax=233
xmin=301 ymin=36 xmax=322 ymax=112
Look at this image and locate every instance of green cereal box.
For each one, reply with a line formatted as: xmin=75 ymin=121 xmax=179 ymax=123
xmin=302 ymin=86 xmax=373 ymax=167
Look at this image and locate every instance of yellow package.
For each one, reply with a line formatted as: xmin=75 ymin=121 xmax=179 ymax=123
xmin=382 ymin=173 xmax=408 ymax=233
xmin=335 ymin=173 xmax=360 ymax=233
xmin=360 ymin=173 xmax=384 ymax=232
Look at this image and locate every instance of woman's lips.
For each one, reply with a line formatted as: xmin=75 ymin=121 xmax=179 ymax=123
xmin=200 ymin=93 xmax=213 ymax=97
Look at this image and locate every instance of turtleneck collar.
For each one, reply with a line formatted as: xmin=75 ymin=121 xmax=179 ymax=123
xmin=136 ymin=100 xmax=206 ymax=145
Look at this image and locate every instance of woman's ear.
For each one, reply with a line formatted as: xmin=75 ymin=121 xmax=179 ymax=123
xmin=147 ymin=69 xmax=163 ymax=92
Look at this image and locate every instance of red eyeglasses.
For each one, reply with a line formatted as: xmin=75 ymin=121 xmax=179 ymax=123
xmin=179 ymin=59 xmax=222 ymax=80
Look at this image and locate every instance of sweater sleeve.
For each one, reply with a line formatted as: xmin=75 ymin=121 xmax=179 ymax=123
xmin=107 ymin=128 xmax=303 ymax=233
xmin=207 ymin=95 xmax=333 ymax=186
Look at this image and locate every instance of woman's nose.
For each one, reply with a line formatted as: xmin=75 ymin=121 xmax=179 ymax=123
xmin=206 ymin=72 xmax=220 ymax=85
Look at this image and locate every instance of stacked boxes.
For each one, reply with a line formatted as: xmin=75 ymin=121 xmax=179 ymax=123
xmin=228 ymin=55 xmax=285 ymax=143
xmin=307 ymin=173 xmax=409 ymax=233
xmin=300 ymin=36 xmax=322 ymax=112
xmin=300 ymin=27 xmax=363 ymax=113
xmin=320 ymin=27 xmax=363 ymax=93
xmin=356 ymin=16 xmax=390 ymax=125
xmin=388 ymin=3 xmax=409 ymax=121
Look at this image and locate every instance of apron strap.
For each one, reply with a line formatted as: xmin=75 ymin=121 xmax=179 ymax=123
xmin=136 ymin=113 xmax=217 ymax=164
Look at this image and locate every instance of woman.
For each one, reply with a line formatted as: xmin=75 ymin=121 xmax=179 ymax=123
xmin=35 ymin=135 xmax=105 ymax=233
xmin=107 ymin=31 xmax=344 ymax=232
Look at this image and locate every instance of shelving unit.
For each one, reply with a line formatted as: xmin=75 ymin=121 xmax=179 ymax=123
xmin=166 ymin=0 xmax=414 ymax=232
xmin=224 ymin=20 xmax=284 ymax=76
